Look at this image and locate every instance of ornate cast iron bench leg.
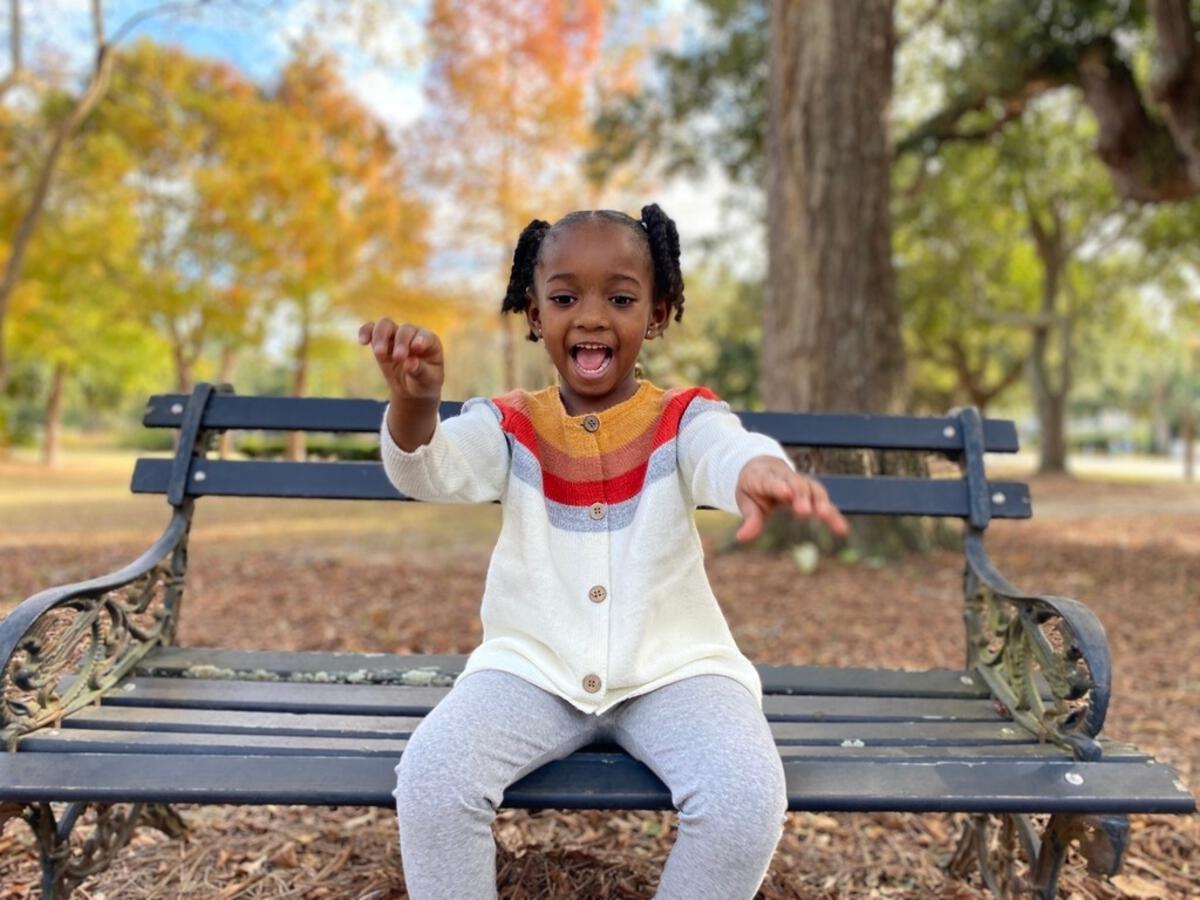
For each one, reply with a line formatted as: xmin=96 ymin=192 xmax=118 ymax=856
xmin=3 ymin=801 xmax=187 ymax=899
xmin=0 ymin=510 xmax=196 ymax=897
xmin=949 ymin=812 xmax=1128 ymax=898
xmin=1031 ymin=814 xmax=1129 ymax=899
xmin=0 ymin=386 xmax=224 ymax=896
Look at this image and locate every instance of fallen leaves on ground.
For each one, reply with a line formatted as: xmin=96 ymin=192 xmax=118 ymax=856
xmin=0 ymin=476 xmax=1196 ymax=898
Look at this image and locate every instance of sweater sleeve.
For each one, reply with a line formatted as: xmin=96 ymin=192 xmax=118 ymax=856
xmin=676 ymin=393 xmax=795 ymax=515
xmin=379 ymin=397 xmax=509 ymax=503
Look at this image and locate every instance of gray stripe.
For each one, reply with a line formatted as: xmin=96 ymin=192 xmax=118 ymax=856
xmin=679 ymin=395 xmax=730 ymax=433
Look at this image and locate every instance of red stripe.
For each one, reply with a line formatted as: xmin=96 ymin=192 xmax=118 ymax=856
xmin=650 ymin=387 xmax=715 ymax=450
xmin=542 ymin=463 xmax=650 ymax=505
xmin=494 ymin=402 xmax=540 ymax=458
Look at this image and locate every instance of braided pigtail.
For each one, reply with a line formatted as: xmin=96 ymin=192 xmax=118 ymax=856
xmin=502 ymin=218 xmax=551 ymax=341
xmin=639 ymin=203 xmax=685 ymax=322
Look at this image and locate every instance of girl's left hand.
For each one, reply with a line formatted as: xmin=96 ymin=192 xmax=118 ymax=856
xmin=734 ymin=457 xmax=850 ymax=543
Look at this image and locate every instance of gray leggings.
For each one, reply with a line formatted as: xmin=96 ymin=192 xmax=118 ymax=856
xmin=393 ymin=669 xmax=787 ymax=899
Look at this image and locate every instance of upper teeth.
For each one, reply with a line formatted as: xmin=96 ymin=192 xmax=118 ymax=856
xmin=576 ymin=343 xmax=607 ymax=350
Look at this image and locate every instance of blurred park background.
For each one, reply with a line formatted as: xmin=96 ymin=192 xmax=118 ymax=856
xmin=2 ymin=1 xmax=1200 ymax=897
xmin=0 ymin=0 xmax=1198 ymax=471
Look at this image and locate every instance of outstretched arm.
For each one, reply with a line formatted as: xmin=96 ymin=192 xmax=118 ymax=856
xmin=675 ymin=393 xmax=850 ymax=542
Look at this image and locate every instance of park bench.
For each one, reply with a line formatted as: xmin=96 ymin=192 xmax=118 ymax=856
xmin=1 ymin=381 xmax=1194 ymax=899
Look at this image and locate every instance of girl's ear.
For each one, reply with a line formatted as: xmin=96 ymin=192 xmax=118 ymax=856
xmin=646 ymin=297 xmax=670 ymax=339
xmin=525 ymin=294 xmax=542 ymax=340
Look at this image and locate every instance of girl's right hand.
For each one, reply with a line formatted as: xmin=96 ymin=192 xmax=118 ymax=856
xmin=358 ymin=319 xmax=445 ymax=401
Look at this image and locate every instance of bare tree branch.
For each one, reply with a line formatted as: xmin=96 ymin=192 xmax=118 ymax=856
xmin=110 ymin=2 xmax=210 ymax=47
xmin=897 ymin=30 xmax=1200 ymax=203
xmin=895 ymin=72 xmax=1068 ymax=158
xmin=0 ymin=0 xmax=22 ymax=101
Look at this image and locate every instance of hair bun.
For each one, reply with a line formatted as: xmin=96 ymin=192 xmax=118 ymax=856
xmin=639 ymin=204 xmax=684 ymax=318
xmin=501 ymin=219 xmax=551 ymax=340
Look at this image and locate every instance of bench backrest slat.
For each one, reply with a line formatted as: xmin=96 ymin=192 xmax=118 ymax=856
xmin=143 ymin=393 xmax=1020 ymax=453
xmin=136 ymin=388 xmax=1030 ymax=523
xmin=130 ymin=458 xmax=1031 ymax=519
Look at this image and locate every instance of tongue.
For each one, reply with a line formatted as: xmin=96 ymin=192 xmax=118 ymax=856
xmin=577 ymin=348 xmax=608 ymax=371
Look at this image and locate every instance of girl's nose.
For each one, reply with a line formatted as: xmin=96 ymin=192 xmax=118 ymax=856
xmin=575 ymin=296 xmax=609 ymax=328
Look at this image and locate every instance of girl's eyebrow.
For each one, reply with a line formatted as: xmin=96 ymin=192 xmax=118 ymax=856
xmin=545 ymin=272 xmax=643 ymax=286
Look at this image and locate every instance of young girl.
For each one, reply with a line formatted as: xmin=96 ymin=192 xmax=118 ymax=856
xmin=359 ymin=204 xmax=848 ymax=899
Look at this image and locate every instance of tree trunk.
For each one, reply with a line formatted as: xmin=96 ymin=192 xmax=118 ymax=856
xmin=1036 ymin=390 xmax=1068 ymax=474
xmin=759 ymin=1 xmax=939 ymax=559
xmin=42 ymin=362 xmax=65 ymax=468
xmin=503 ymin=314 xmax=518 ymax=389
xmin=172 ymin=341 xmax=193 ymax=394
xmin=287 ymin=308 xmax=309 ymax=461
xmin=1025 ymin=197 xmax=1072 ymax=475
xmin=217 ymin=343 xmax=236 ymax=459
xmin=1151 ymin=381 xmax=1171 ymax=454
xmin=1183 ymin=410 xmax=1196 ymax=482
xmin=764 ymin=0 xmax=905 ymax=414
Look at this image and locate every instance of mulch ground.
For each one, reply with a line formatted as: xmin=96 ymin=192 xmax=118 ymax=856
xmin=0 ymin=476 xmax=1197 ymax=898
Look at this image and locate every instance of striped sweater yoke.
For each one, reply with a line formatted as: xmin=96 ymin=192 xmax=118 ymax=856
xmin=483 ymin=383 xmax=719 ymax=532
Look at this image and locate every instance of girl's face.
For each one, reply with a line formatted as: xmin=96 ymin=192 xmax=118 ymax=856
xmin=526 ymin=220 xmax=670 ymax=416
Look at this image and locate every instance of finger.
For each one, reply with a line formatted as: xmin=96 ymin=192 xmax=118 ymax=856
xmin=807 ymin=481 xmax=850 ymax=535
xmin=392 ymin=323 xmax=417 ymax=361
xmin=735 ymin=492 xmax=766 ymax=543
xmin=744 ymin=473 xmax=791 ymax=507
xmin=358 ymin=321 xmax=374 ymax=345
xmin=810 ymin=492 xmax=850 ymax=536
xmin=769 ymin=475 xmax=795 ymax=503
xmin=409 ymin=327 xmax=436 ymax=357
xmin=372 ymin=319 xmax=397 ymax=362
xmin=789 ymin=477 xmax=813 ymax=516
xmin=408 ymin=341 xmax=434 ymax=371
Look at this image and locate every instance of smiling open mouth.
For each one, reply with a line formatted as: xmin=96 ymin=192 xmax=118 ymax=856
xmin=570 ymin=343 xmax=613 ymax=378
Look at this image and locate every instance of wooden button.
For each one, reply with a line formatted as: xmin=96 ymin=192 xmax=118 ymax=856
xmin=588 ymin=501 xmax=607 ymax=520
xmin=582 ymin=415 xmax=600 ymax=433
xmin=582 ymin=674 xmax=602 ymax=693
xmin=588 ymin=585 xmax=607 ymax=603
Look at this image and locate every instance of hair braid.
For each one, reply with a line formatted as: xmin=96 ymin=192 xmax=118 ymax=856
xmin=501 ymin=218 xmax=551 ymax=340
xmin=639 ymin=203 xmax=685 ymax=322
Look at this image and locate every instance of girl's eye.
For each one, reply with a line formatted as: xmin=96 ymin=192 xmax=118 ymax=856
xmin=549 ymin=294 xmax=574 ymax=306
xmin=611 ymin=295 xmax=635 ymax=307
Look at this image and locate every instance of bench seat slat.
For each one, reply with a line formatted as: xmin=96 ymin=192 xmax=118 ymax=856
xmin=130 ymin=458 xmax=1032 ymax=518
xmin=59 ymin=706 xmax=1039 ymax=745
xmin=142 ymin=394 xmax=1021 ymax=453
xmin=134 ymin=649 xmax=1006 ymax=700
xmin=1 ymin=752 xmax=1191 ymax=814
xmin=17 ymin=727 xmax=1149 ymax=763
xmin=95 ymin=677 xmax=1006 ymax=722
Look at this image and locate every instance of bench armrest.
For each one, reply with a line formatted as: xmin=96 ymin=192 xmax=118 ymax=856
xmin=963 ymin=531 xmax=1112 ymax=762
xmin=0 ymin=510 xmax=191 ymax=751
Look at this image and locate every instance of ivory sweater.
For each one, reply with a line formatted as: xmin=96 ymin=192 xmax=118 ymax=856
xmin=379 ymin=379 xmax=794 ymax=715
